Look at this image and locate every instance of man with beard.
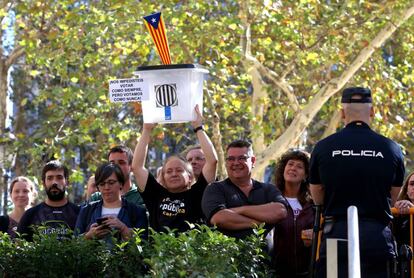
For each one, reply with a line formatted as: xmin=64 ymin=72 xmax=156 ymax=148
xmin=17 ymin=160 xmax=80 ymax=241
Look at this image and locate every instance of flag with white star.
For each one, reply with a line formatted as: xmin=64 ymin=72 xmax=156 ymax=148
xmin=143 ymin=12 xmax=171 ymax=64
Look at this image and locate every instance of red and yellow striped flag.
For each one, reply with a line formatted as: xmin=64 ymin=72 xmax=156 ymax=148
xmin=143 ymin=12 xmax=171 ymax=65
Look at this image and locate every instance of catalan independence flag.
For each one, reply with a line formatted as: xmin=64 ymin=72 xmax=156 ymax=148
xmin=143 ymin=12 xmax=172 ymax=65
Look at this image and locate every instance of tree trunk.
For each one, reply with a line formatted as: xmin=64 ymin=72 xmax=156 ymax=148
xmin=11 ymin=67 xmax=31 ymax=176
xmin=252 ymin=2 xmax=414 ymax=178
xmin=321 ymin=110 xmax=342 ymax=140
xmin=0 ymin=44 xmax=25 ymax=213
xmin=0 ymin=61 xmax=8 ymax=214
xmin=205 ymin=89 xmax=226 ymax=179
xmin=248 ymin=65 xmax=267 ymax=178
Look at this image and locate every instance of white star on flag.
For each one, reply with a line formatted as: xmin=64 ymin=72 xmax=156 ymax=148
xmin=143 ymin=12 xmax=171 ymax=64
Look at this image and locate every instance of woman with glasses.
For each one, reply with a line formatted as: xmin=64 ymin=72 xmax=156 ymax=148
xmin=0 ymin=176 xmax=37 ymax=238
xmin=75 ymin=163 xmax=147 ymax=241
xmin=271 ymin=149 xmax=314 ymax=278
xmin=132 ymin=105 xmax=218 ymax=232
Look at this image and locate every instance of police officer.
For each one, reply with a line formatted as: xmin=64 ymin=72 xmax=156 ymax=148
xmin=309 ymin=87 xmax=405 ymax=278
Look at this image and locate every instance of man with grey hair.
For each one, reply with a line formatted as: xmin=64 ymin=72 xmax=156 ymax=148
xmin=184 ymin=145 xmax=205 ymax=180
xmin=309 ymin=87 xmax=405 ymax=278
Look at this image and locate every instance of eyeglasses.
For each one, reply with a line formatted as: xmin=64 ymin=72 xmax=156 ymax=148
xmin=97 ymin=179 xmax=119 ymax=189
xmin=225 ymin=155 xmax=250 ymax=163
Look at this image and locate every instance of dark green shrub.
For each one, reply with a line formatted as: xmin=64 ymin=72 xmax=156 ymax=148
xmin=104 ymin=229 xmax=147 ymax=278
xmin=144 ymin=225 xmax=271 ymax=277
xmin=0 ymin=226 xmax=271 ymax=278
xmin=1 ymin=232 xmax=107 ymax=278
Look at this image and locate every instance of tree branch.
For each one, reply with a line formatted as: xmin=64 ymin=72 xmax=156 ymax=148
xmin=239 ymin=2 xmax=300 ymax=113
xmin=244 ymin=55 xmax=301 ymax=112
xmin=280 ymin=61 xmax=295 ymax=80
xmin=321 ymin=109 xmax=342 ymax=139
xmin=252 ymin=1 xmax=414 ymax=177
xmin=5 ymin=46 xmax=25 ymax=69
xmin=204 ymin=88 xmax=226 ymax=179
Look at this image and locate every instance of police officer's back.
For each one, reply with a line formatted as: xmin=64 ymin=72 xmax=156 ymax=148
xmin=309 ymin=87 xmax=405 ymax=278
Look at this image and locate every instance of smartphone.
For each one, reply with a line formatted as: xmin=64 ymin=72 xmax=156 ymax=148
xmin=96 ymin=217 xmax=109 ymax=226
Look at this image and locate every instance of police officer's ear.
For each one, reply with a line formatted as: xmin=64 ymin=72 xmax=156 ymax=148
xmin=340 ymin=108 xmax=346 ymax=121
xmin=251 ymin=156 xmax=256 ymax=166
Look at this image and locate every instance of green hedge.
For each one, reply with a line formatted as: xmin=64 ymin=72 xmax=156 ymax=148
xmin=0 ymin=225 xmax=272 ymax=277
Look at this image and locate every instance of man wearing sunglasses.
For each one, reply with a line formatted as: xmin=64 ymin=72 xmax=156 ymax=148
xmin=202 ymin=139 xmax=287 ymax=239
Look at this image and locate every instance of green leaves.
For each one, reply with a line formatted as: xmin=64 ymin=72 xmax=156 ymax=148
xmin=145 ymin=225 xmax=270 ymax=277
xmin=3 ymin=0 xmax=414 ymax=187
xmin=0 ymin=226 xmax=270 ymax=277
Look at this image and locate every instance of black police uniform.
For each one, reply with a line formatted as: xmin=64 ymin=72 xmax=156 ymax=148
xmin=309 ymin=120 xmax=405 ymax=278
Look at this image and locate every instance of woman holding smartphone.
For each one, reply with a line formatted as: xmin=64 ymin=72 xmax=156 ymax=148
xmin=75 ymin=163 xmax=147 ymax=241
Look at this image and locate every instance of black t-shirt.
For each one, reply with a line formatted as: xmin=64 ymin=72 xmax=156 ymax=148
xmin=141 ymin=172 xmax=208 ymax=232
xmin=202 ymin=178 xmax=287 ymax=239
xmin=309 ymin=121 xmax=405 ymax=223
xmin=0 ymin=215 xmax=19 ymax=238
xmin=17 ymin=202 xmax=80 ymax=241
xmin=0 ymin=215 xmax=9 ymax=233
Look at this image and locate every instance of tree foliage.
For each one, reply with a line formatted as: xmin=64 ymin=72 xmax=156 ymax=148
xmin=0 ymin=0 xmax=413 ymax=204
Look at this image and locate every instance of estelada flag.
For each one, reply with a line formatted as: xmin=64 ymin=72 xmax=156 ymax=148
xmin=143 ymin=12 xmax=171 ymax=65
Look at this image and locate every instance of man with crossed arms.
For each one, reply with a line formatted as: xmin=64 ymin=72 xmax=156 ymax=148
xmin=202 ymin=139 xmax=287 ymax=239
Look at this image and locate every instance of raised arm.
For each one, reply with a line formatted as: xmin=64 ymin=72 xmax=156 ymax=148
xmin=191 ymin=105 xmax=218 ymax=183
xmin=131 ymin=124 xmax=155 ymax=191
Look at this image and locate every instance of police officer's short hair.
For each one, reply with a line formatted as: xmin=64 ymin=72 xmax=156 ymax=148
xmin=107 ymin=145 xmax=133 ymax=165
xmin=41 ymin=160 xmax=69 ymax=183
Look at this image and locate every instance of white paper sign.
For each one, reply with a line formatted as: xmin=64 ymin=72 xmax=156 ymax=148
xmin=109 ymin=78 xmax=148 ymax=102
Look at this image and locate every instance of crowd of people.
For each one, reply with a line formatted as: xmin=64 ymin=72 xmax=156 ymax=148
xmin=0 ymin=87 xmax=413 ymax=277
